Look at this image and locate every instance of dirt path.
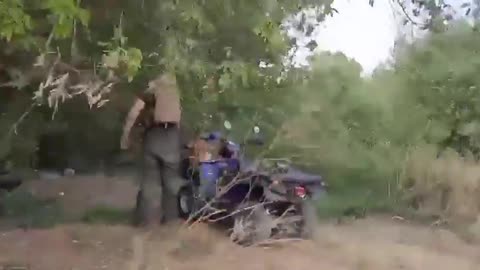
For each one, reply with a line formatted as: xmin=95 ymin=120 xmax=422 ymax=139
xmin=0 ymin=175 xmax=479 ymax=270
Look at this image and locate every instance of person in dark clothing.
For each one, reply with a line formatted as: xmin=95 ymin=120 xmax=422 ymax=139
xmin=120 ymin=72 xmax=184 ymax=227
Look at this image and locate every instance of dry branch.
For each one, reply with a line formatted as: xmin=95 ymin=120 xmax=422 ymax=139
xmin=251 ymin=237 xmax=304 ymax=247
xmin=31 ymin=53 xmax=119 ymax=119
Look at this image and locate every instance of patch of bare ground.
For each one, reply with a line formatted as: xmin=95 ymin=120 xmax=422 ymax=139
xmin=0 ymin=175 xmax=478 ymax=270
xmin=18 ymin=174 xmax=138 ymax=218
xmin=0 ymin=217 xmax=478 ymax=270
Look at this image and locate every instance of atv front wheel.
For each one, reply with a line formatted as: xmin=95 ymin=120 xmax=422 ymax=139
xmin=177 ymin=186 xmax=195 ymax=220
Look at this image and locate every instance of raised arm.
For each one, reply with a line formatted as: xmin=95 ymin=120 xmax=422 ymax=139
xmin=120 ymin=97 xmax=146 ymax=150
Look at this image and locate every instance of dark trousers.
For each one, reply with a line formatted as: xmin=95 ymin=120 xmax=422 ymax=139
xmin=135 ymin=124 xmax=183 ymax=226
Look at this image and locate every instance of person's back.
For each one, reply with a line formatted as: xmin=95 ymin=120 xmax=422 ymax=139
xmin=121 ymin=72 xmax=183 ymax=227
xmin=147 ymin=73 xmax=181 ymax=124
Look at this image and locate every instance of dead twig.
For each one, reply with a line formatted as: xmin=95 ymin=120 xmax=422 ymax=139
xmin=207 ymin=201 xmax=272 ymax=223
xmin=183 ymin=173 xmax=253 ymax=226
xmin=251 ymin=237 xmax=304 ymax=247
xmin=430 ymin=219 xmax=448 ymax=227
xmin=391 ymin=0 xmax=429 ymax=27
xmin=6 ymin=103 xmax=36 ymax=136
xmin=392 ymin=215 xmax=406 ymax=221
xmin=188 ymin=208 xmax=227 ymax=228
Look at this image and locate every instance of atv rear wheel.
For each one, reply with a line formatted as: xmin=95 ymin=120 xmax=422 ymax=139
xmin=300 ymin=200 xmax=318 ymax=238
xmin=230 ymin=202 xmax=274 ymax=246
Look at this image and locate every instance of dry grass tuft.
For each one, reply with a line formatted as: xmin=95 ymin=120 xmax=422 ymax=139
xmin=466 ymin=215 xmax=480 ymax=242
xmin=403 ymin=146 xmax=480 ymax=224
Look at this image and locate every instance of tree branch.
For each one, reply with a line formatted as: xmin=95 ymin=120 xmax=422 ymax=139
xmin=7 ymin=103 xmax=36 ymax=136
xmin=391 ymin=0 xmax=429 ymax=27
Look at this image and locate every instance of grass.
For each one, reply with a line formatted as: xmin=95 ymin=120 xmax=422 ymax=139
xmin=1 ymin=190 xmax=64 ymax=228
xmin=403 ymin=147 xmax=480 ymax=223
xmin=311 ymin=145 xmax=480 ymax=238
xmin=82 ymin=206 xmax=131 ymax=225
xmin=1 ymin=189 xmax=131 ymax=228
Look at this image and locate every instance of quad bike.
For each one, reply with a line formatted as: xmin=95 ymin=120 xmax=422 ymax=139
xmin=177 ymin=125 xmax=327 ymax=245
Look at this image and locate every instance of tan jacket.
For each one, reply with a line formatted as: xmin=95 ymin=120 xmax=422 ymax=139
xmin=120 ymin=73 xmax=182 ymax=150
xmin=144 ymin=73 xmax=181 ymax=124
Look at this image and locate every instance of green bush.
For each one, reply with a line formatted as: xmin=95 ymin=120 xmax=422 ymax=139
xmin=270 ymin=24 xmax=480 ymax=220
xmin=1 ymin=190 xmax=64 ymax=228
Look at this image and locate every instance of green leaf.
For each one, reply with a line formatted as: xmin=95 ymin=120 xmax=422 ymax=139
xmin=239 ymin=66 xmax=249 ymax=87
xmin=97 ymin=41 xmax=111 ymax=47
xmin=54 ymin=18 xmax=74 ymax=38
xmin=127 ymin=47 xmax=142 ymax=60
xmin=0 ymin=0 xmax=33 ymax=41
xmin=102 ymin=50 xmax=120 ymax=68
xmin=218 ymin=73 xmax=232 ymax=90
xmin=77 ymin=9 xmax=90 ymax=26
xmin=125 ymin=47 xmax=143 ymax=81
xmin=458 ymin=121 xmax=480 ymax=136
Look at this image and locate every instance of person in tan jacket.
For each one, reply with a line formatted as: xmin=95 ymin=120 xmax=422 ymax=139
xmin=120 ymin=72 xmax=184 ymax=227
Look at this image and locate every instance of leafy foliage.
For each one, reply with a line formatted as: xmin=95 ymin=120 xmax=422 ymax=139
xmin=0 ymin=0 xmax=337 ymax=166
xmin=2 ymin=0 xmax=480 ymax=223
xmin=0 ymin=0 xmax=33 ymax=41
xmin=265 ymin=21 xmax=480 ymax=219
xmin=45 ymin=0 xmax=90 ymax=39
xmin=391 ymin=22 xmax=480 ymax=154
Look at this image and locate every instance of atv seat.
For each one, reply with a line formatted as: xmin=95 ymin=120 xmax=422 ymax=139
xmin=272 ymin=169 xmax=323 ymax=185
